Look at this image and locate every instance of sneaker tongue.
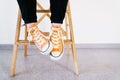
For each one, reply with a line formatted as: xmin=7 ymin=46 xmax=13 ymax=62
xmin=52 ymin=26 xmax=61 ymax=31
xmin=27 ymin=24 xmax=38 ymax=31
xmin=52 ymin=26 xmax=60 ymax=29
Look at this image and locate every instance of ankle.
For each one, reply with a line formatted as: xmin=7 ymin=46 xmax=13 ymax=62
xmin=52 ymin=23 xmax=61 ymax=27
xmin=26 ymin=23 xmax=37 ymax=29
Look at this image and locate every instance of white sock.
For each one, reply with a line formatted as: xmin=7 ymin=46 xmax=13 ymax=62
xmin=52 ymin=23 xmax=62 ymax=27
xmin=26 ymin=23 xmax=37 ymax=29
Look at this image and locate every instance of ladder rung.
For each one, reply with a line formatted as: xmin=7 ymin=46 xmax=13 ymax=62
xmin=37 ymin=10 xmax=50 ymax=13
xmin=42 ymin=32 xmax=50 ymax=36
xmin=17 ymin=40 xmax=72 ymax=45
xmin=37 ymin=10 xmax=70 ymax=13
xmin=64 ymin=40 xmax=73 ymax=44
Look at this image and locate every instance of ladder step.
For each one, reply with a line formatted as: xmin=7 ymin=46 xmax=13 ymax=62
xmin=17 ymin=40 xmax=72 ymax=45
xmin=42 ymin=32 xmax=50 ymax=36
xmin=37 ymin=10 xmax=50 ymax=13
xmin=37 ymin=10 xmax=70 ymax=13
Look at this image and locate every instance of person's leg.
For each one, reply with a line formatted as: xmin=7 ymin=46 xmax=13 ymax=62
xmin=17 ymin=0 xmax=37 ymax=24
xmin=17 ymin=0 xmax=53 ymax=54
xmin=50 ymin=0 xmax=68 ymax=24
xmin=50 ymin=0 xmax=68 ymax=60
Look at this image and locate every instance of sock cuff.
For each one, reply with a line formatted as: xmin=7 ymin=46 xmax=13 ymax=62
xmin=52 ymin=23 xmax=62 ymax=26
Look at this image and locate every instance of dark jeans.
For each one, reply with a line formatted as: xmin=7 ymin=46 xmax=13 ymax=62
xmin=17 ymin=0 xmax=68 ymax=24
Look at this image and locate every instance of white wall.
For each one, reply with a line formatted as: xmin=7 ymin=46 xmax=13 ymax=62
xmin=0 ymin=0 xmax=120 ymax=44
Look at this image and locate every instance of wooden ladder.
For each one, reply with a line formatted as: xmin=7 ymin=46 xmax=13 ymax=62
xmin=10 ymin=1 xmax=79 ymax=76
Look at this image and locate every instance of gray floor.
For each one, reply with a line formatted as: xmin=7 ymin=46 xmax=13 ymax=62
xmin=0 ymin=47 xmax=120 ymax=80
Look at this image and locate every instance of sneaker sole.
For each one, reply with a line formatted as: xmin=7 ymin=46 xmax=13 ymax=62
xmin=50 ymin=50 xmax=64 ymax=60
xmin=40 ymin=41 xmax=53 ymax=55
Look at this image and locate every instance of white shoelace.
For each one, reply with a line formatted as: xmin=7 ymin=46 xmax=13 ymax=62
xmin=27 ymin=27 xmax=47 ymax=50
xmin=51 ymin=27 xmax=62 ymax=49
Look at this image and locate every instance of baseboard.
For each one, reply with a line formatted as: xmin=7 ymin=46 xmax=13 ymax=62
xmin=0 ymin=44 xmax=120 ymax=50
xmin=75 ymin=44 xmax=120 ymax=48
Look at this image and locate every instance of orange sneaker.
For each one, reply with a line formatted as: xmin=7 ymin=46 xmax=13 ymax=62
xmin=27 ymin=24 xmax=53 ymax=55
xmin=50 ymin=26 xmax=64 ymax=60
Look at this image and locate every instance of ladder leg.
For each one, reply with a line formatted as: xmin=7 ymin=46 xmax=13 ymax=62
xmin=71 ymin=43 xmax=79 ymax=75
xmin=65 ymin=14 xmax=70 ymax=56
xmin=10 ymin=9 xmax=22 ymax=76
xmin=10 ymin=45 xmax=19 ymax=76
xmin=67 ymin=2 xmax=79 ymax=75
xmin=24 ymin=25 xmax=28 ymax=56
